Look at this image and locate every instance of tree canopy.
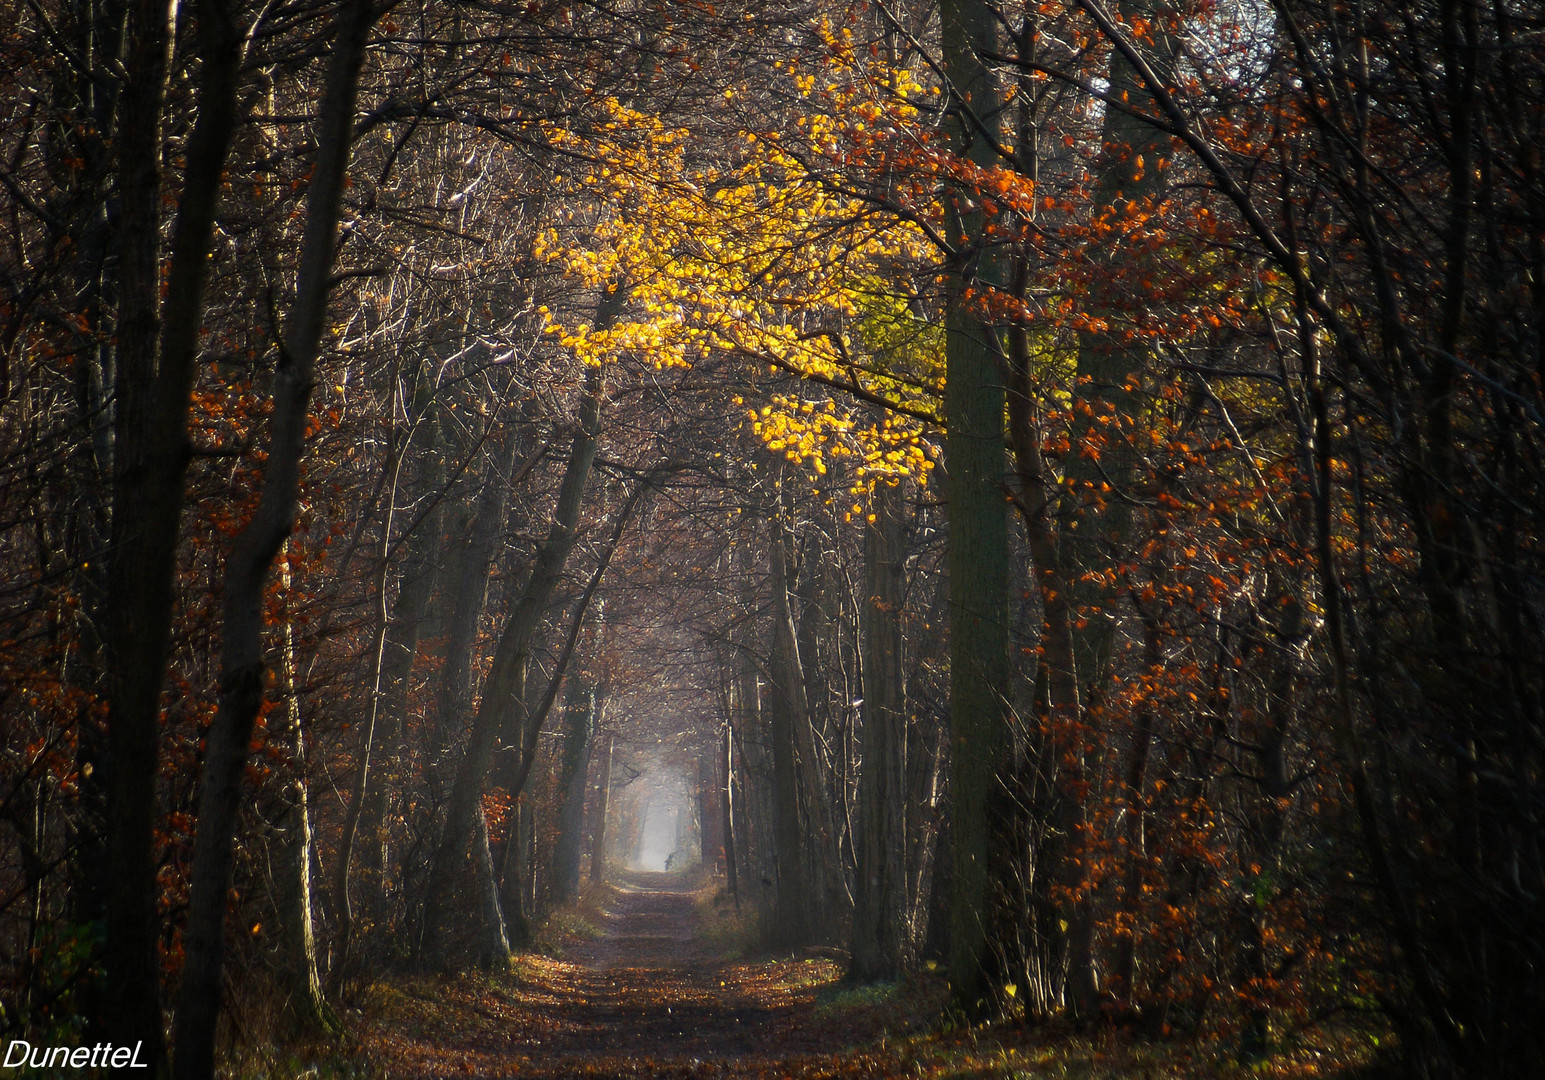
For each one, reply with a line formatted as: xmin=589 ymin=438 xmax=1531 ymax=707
xmin=1 ymin=0 xmax=1540 ymax=1078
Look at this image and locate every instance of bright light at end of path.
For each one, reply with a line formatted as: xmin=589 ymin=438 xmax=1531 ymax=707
xmin=636 ymin=797 xmax=681 ymax=872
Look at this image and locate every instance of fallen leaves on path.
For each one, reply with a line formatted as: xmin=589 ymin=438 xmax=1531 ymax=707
xmin=350 ymin=877 xmax=934 ymax=1078
xmin=329 ymin=876 xmax=1378 ymax=1079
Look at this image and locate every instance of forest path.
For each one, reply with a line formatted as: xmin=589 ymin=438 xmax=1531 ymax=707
xmin=362 ymin=870 xmax=924 ymax=1078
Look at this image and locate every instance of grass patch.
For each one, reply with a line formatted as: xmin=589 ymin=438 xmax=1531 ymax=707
xmin=693 ymin=884 xmax=760 ymax=959
xmin=816 ymin=978 xmax=906 ymax=1013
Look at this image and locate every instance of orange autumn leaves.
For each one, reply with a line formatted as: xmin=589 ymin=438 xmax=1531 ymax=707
xmin=530 ymin=14 xmax=1271 ymax=503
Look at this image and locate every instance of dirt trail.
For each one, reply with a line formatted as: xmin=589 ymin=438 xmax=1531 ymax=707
xmin=579 ymin=871 xmax=713 ymax=969
xmin=558 ymin=871 xmax=801 ymax=1066
xmin=355 ymin=872 xmax=1372 ymax=1078
xmin=366 ymin=871 xmax=915 ymax=1079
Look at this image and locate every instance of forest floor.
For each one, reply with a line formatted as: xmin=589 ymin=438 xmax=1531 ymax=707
xmin=342 ymin=869 xmax=927 ymax=1078
xmin=295 ymin=871 xmax=1382 ymax=1079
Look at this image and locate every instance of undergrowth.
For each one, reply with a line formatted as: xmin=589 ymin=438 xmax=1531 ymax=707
xmin=529 ymin=907 xmax=604 ymax=958
xmin=694 ymin=883 xmax=759 ymax=959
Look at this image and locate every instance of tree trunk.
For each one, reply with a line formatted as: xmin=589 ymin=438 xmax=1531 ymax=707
xmin=273 ymin=715 xmax=329 ymax=1033
xmin=491 ymin=482 xmax=640 ymax=941
xmin=767 ymin=506 xmax=847 ymax=941
xmin=496 ymin=790 xmax=534 ymax=946
xmin=733 ymin=649 xmax=769 ymax=904
xmin=767 ymin=606 xmax=811 ymax=945
xmin=850 ymin=480 xmax=908 ymax=982
xmin=331 ymin=390 xmax=406 ymax=989
xmin=471 ymin=810 xmax=513 ymax=966
xmin=697 ymin=753 xmax=719 ymax=871
xmin=1006 ymin=292 xmax=1085 ymax=1020
xmin=939 ymin=0 xmax=1011 ymax=1018
xmin=588 ymin=733 xmax=615 ymax=889
xmin=63 ymin=0 xmax=119 ymax=1021
xmin=432 ymin=418 xmax=539 ymax=787
xmin=273 ymin=551 xmax=330 ymax=1033
xmin=495 ymin=660 xmax=537 ymax=945
xmin=1062 ymin=3 xmax=1176 ymax=1017
xmin=356 ymin=379 xmax=447 ymax=924
xmin=903 ymin=566 xmax=950 ymax=958
xmin=551 ymin=678 xmax=597 ymax=904
xmin=720 ymin=724 xmax=739 ymax=906
xmin=172 ymin=4 xmax=374 ymax=1075
xmin=102 ymin=0 xmax=241 ymax=1067
xmin=420 ymin=358 xmax=614 ymax=967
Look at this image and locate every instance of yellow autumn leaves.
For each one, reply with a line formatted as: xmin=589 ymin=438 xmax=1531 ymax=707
xmin=535 ymin=80 xmax=940 ymax=493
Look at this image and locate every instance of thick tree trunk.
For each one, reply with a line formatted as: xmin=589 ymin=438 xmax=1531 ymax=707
xmin=172 ymin=5 xmax=374 ymax=1076
xmin=939 ymin=0 xmax=1011 ymax=1018
xmin=471 ymin=810 xmax=513 ymax=966
xmin=732 ymin=650 xmax=769 ymax=903
xmin=551 ymin=679 xmax=597 ymax=904
xmin=101 ymin=0 xmax=241 ymax=1068
xmin=850 ymin=480 xmax=908 ymax=982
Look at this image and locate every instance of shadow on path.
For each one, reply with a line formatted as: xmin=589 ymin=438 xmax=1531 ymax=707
xmin=364 ymin=871 xmax=921 ymax=1078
